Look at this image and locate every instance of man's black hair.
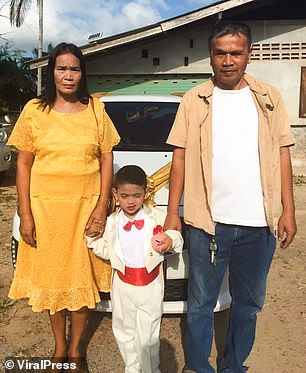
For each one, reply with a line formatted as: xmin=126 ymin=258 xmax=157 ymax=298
xmin=114 ymin=165 xmax=147 ymax=190
xmin=208 ymin=20 xmax=252 ymax=50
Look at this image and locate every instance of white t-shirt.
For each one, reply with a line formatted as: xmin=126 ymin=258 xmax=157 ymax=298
xmin=118 ymin=208 xmax=146 ymax=268
xmin=211 ymin=86 xmax=267 ymax=227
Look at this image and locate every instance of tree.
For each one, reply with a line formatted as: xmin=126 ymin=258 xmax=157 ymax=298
xmin=0 ymin=41 xmax=52 ymax=115
xmin=0 ymin=42 xmax=36 ymax=114
xmin=9 ymin=0 xmax=43 ymax=95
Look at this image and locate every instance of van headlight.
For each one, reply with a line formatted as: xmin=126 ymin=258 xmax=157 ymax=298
xmin=0 ymin=129 xmax=8 ymax=143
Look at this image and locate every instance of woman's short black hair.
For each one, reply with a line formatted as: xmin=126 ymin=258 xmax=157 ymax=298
xmin=114 ymin=165 xmax=147 ymax=190
xmin=38 ymin=42 xmax=91 ymax=111
xmin=208 ymin=20 xmax=252 ymax=50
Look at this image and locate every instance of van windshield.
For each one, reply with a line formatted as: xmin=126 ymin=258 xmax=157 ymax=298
xmin=104 ymin=101 xmax=178 ymax=151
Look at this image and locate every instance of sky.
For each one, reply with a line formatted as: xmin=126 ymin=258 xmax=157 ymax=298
xmin=0 ymin=0 xmax=217 ymax=56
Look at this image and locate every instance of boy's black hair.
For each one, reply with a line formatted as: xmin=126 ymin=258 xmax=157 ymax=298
xmin=114 ymin=165 xmax=147 ymax=189
xmin=208 ymin=20 xmax=252 ymax=50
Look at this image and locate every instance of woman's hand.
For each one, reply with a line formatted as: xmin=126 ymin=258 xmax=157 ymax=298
xmin=85 ymin=204 xmax=107 ymax=238
xmin=85 ymin=220 xmax=102 ymax=238
xmin=86 ymin=151 xmax=114 ymax=238
xmin=16 ymin=150 xmax=36 ymax=247
xmin=20 ymin=211 xmax=37 ymax=247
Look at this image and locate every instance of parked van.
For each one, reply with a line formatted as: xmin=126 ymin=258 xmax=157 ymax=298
xmin=11 ymin=94 xmax=231 ymax=314
xmin=0 ymin=123 xmax=12 ymax=178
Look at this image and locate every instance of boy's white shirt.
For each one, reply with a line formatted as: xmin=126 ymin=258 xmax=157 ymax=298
xmin=86 ymin=204 xmax=183 ymax=275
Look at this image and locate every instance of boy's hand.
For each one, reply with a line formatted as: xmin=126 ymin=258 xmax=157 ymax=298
xmin=151 ymin=232 xmax=173 ymax=253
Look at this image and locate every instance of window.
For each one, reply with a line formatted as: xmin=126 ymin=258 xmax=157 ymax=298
xmin=300 ymin=67 xmax=306 ymax=118
xmin=153 ymin=57 xmax=160 ymax=66
xmin=142 ymin=49 xmax=148 ymax=58
xmin=251 ymin=42 xmax=306 ymax=61
xmin=104 ymin=102 xmax=179 ymax=150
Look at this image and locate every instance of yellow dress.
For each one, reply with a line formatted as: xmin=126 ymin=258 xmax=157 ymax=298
xmin=8 ymin=97 xmax=120 ymax=314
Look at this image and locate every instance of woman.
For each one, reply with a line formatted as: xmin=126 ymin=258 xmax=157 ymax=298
xmin=8 ymin=42 xmax=120 ymax=370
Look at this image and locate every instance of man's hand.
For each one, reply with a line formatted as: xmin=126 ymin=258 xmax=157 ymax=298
xmin=278 ymin=146 xmax=296 ymax=249
xmin=163 ymin=213 xmax=182 ymax=232
xmin=164 ymin=147 xmax=185 ymax=233
xmin=278 ymin=211 xmax=297 ymax=249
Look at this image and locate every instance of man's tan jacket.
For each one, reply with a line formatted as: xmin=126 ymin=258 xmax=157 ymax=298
xmin=167 ymin=73 xmax=295 ymax=234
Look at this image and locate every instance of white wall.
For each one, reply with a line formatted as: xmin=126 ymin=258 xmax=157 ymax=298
xmin=247 ymin=61 xmax=302 ymax=125
xmin=86 ymin=20 xmax=305 ymax=123
xmin=85 ymin=19 xmax=306 ymax=172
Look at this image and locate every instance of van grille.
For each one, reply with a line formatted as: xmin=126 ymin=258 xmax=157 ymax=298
xmin=164 ymin=279 xmax=188 ymax=301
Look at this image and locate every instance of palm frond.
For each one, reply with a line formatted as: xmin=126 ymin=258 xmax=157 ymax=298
xmin=10 ymin=0 xmax=33 ymax=27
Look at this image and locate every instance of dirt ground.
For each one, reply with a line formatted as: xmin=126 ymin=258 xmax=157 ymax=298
xmin=0 ymin=152 xmax=305 ymax=373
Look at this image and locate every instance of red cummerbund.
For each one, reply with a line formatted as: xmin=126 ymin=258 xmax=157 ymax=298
xmin=117 ymin=264 xmax=161 ymax=286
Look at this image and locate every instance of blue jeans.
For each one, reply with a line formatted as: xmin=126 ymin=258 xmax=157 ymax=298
xmin=185 ymin=223 xmax=276 ymax=373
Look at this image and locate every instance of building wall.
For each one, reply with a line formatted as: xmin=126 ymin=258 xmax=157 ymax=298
xmin=86 ymin=19 xmax=306 ymax=172
xmin=249 ymin=20 xmax=306 ymax=173
xmin=86 ymin=23 xmax=211 ymax=75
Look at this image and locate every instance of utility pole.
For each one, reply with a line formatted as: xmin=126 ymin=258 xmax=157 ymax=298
xmin=37 ymin=0 xmax=43 ymax=96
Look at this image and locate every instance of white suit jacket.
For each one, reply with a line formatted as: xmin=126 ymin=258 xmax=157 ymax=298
xmin=86 ymin=205 xmax=183 ymax=276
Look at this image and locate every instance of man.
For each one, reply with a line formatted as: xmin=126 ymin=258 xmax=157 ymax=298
xmin=164 ymin=20 xmax=297 ymax=373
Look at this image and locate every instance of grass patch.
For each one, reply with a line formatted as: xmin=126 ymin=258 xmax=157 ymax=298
xmin=0 ymin=297 xmax=16 ymax=310
xmin=0 ymin=297 xmax=16 ymax=322
xmin=12 ymin=348 xmax=31 ymax=358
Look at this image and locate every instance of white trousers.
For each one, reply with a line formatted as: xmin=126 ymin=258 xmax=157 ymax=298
xmin=111 ymin=271 xmax=164 ymax=373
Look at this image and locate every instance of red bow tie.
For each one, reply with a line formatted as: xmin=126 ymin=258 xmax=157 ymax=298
xmin=123 ymin=219 xmax=144 ymax=231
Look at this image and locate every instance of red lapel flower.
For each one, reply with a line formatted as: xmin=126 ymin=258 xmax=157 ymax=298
xmin=153 ymin=225 xmax=163 ymax=235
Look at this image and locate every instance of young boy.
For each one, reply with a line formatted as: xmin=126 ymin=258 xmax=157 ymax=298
xmin=86 ymin=165 xmax=183 ymax=373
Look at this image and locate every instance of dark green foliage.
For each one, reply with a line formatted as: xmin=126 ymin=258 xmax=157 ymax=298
xmin=0 ymin=42 xmax=37 ymax=114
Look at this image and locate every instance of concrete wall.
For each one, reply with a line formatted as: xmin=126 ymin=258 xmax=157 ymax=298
xmin=249 ymin=20 xmax=306 ymax=173
xmin=85 ymin=24 xmax=212 ymax=75
xmin=291 ymin=127 xmax=306 ymax=174
xmin=86 ymin=19 xmax=306 ymax=173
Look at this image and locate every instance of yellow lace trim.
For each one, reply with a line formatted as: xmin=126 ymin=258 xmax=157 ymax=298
xmin=8 ymin=278 xmax=108 ymax=315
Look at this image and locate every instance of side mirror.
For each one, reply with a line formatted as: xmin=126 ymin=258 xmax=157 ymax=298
xmin=4 ymin=115 xmax=12 ymax=124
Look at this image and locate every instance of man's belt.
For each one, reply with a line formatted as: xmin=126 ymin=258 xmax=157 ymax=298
xmin=117 ymin=264 xmax=161 ymax=286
